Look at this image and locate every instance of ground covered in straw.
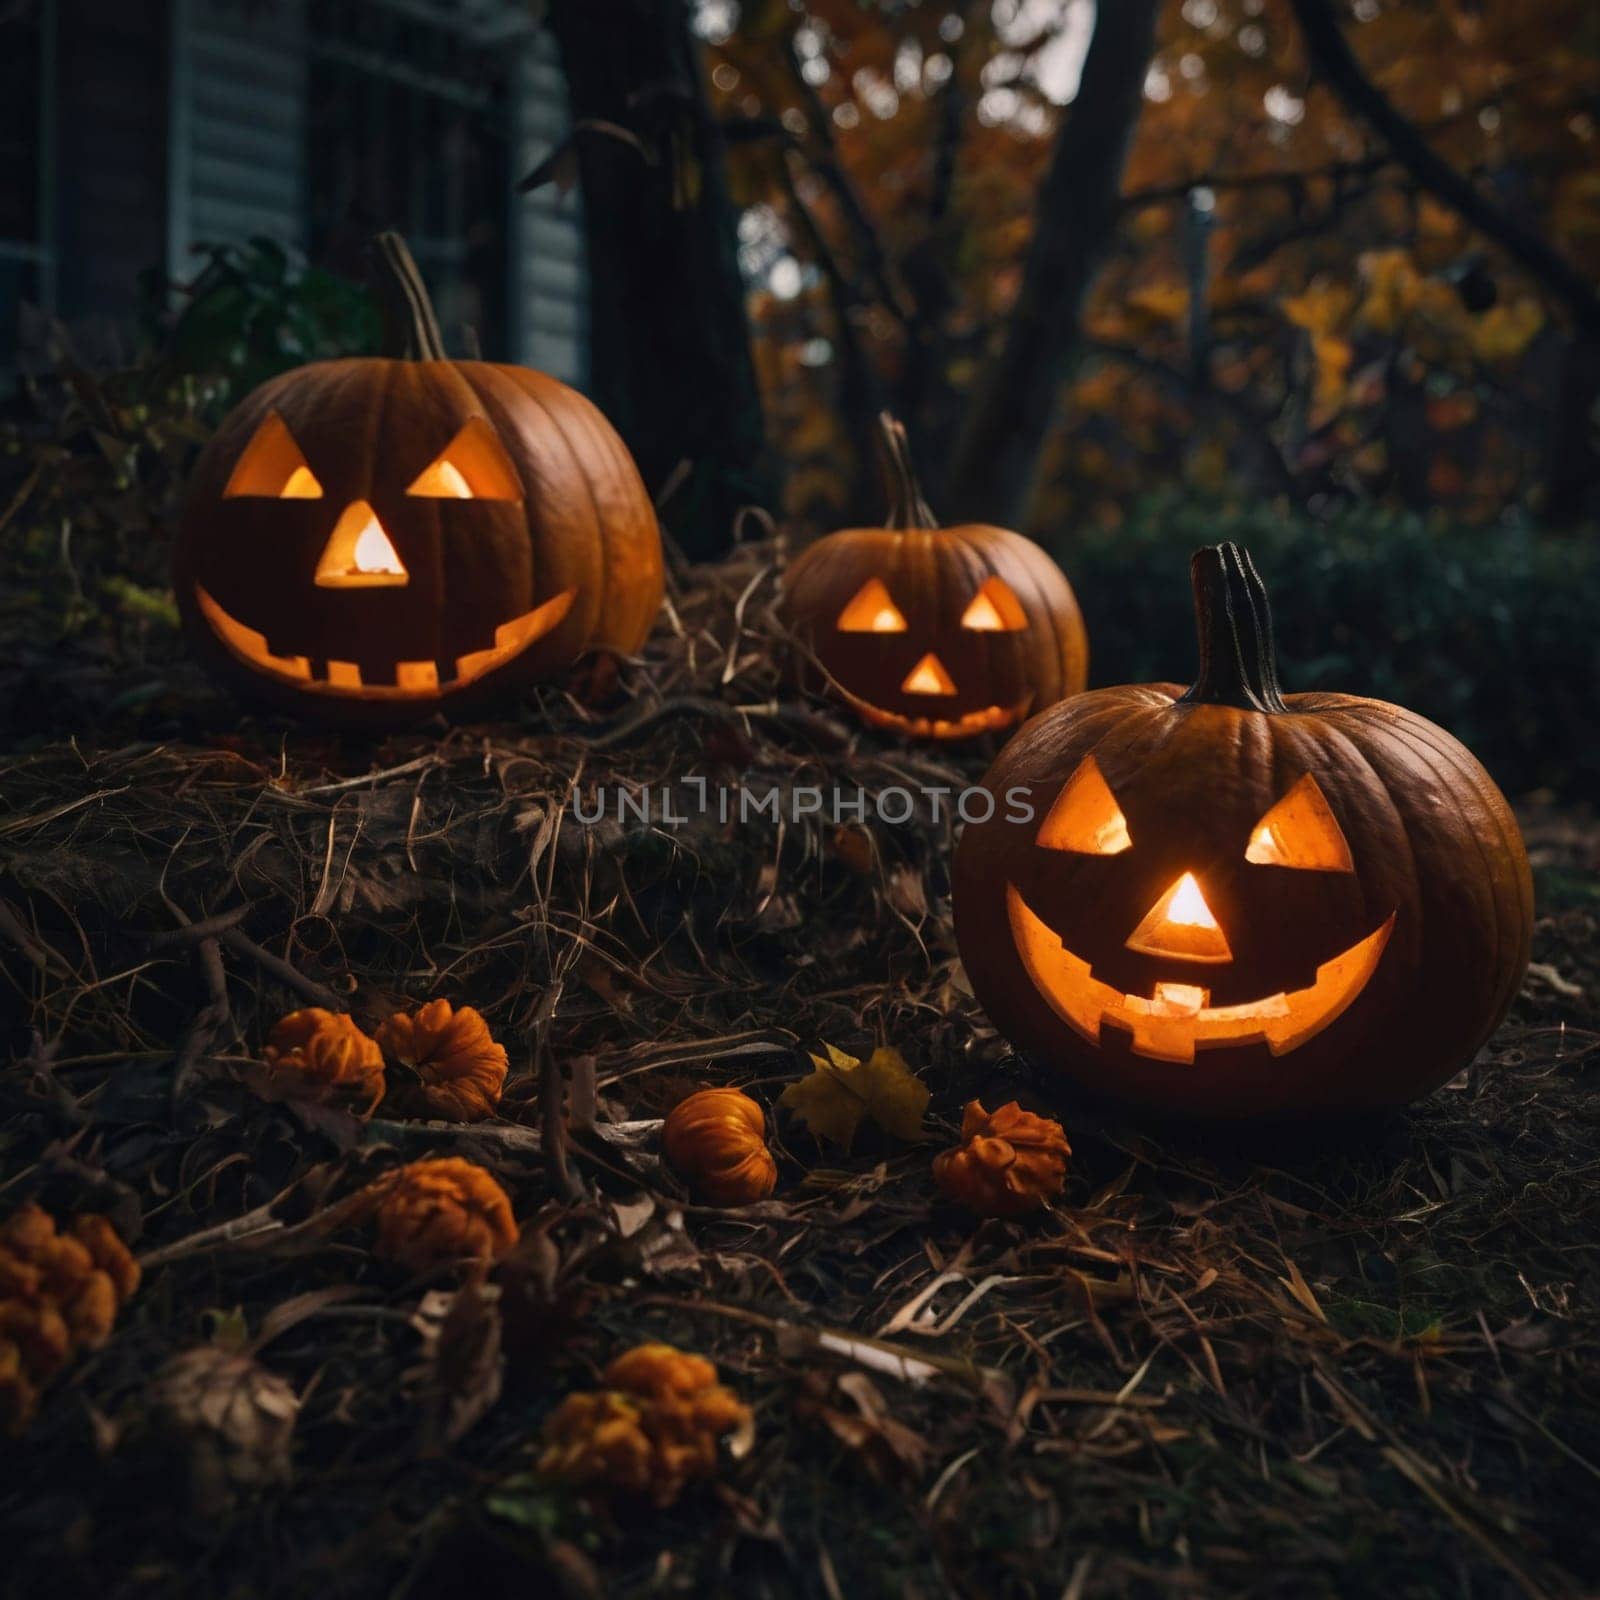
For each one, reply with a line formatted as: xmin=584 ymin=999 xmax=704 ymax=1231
xmin=1 ymin=543 xmax=1597 ymax=1599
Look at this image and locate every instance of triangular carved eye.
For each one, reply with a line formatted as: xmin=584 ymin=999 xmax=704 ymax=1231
xmin=1036 ymin=755 xmax=1132 ymax=854
xmin=224 ymin=413 xmax=323 ymax=498
xmin=1245 ymin=774 xmax=1354 ymax=871
xmin=837 ymin=577 xmax=907 ymax=633
xmin=960 ymin=576 xmax=1027 ymax=631
xmin=407 ymin=417 xmax=522 ymax=500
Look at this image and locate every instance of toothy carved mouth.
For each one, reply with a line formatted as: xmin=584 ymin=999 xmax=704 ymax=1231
xmin=841 ymin=689 xmax=1033 ymax=740
xmin=1006 ymin=883 xmax=1393 ymax=1064
xmin=195 ymin=585 xmax=575 ymax=698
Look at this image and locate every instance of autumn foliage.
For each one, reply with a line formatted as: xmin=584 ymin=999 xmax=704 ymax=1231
xmin=539 ymin=1342 xmax=751 ymax=1506
xmin=709 ymin=0 xmax=1599 ymax=526
xmin=933 ymin=1100 xmax=1072 ymax=1218
xmin=0 ymin=1204 xmax=140 ymax=1433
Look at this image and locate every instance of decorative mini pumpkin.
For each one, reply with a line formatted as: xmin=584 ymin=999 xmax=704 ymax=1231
xmin=538 ymin=1342 xmax=751 ymax=1507
xmin=259 ymin=1007 xmax=386 ymax=1113
xmin=932 ymin=1099 xmax=1071 ymax=1217
xmin=953 ymin=544 xmax=1532 ymax=1121
xmin=662 ymin=1087 xmax=778 ymax=1205
xmin=370 ymin=1157 xmax=518 ymax=1272
xmin=376 ymin=999 xmax=508 ymax=1122
xmin=174 ymin=232 xmax=663 ymax=722
xmin=780 ymin=414 xmax=1087 ymax=739
xmin=0 ymin=1204 xmax=140 ymax=1433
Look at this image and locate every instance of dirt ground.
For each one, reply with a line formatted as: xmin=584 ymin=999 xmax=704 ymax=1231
xmin=1 ymin=543 xmax=1597 ymax=1599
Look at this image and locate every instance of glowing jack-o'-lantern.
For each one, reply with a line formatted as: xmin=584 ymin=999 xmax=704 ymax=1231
xmin=174 ymin=233 xmax=663 ymax=722
xmin=953 ymin=543 xmax=1532 ymax=1121
xmin=779 ymin=414 xmax=1087 ymax=739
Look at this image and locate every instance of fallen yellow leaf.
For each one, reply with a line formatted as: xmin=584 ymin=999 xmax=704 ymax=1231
xmin=780 ymin=1043 xmax=930 ymax=1151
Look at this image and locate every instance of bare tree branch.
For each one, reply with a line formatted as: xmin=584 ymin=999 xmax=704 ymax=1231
xmin=1288 ymin=0 xmax=1600 ymax=333
xmin=779 ymin=29 xmax=914 ymax=329
xmin=774 ymin=152 xmax=889 ymax=512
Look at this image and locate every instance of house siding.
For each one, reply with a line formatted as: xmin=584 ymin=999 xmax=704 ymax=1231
xmin=508 ymin=26 xmax=588 ymax=385
xmin=167 ymin=0 xmax=307 ymax=280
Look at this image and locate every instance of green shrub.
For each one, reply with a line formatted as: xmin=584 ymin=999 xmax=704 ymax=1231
xmin=1 ymin=242 xmax=377 ymax=654
xmin=1051 ymin=495 xmax=1600 ymax=799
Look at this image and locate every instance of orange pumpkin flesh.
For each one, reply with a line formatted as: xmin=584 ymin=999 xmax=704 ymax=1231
xmin=781 ymin=414 xmax=1087 ymax=739
xmin=174 ymin=233 xmax=663 ymax=722
xmin=953 ymin=544 xmax=1533 ymax=1121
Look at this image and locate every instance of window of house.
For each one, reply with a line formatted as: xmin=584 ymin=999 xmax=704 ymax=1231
xmin=306 ymin=2 xmax=511 ymax=356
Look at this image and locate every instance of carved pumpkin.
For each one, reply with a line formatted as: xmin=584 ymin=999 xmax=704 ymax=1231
xmin=174 ymin=233 xmax=663 ymax=722
xmin=780 ymin=414 xmax=1087 ymax=739
xmin=953 ymin=544 xmax=1532 ymax=1121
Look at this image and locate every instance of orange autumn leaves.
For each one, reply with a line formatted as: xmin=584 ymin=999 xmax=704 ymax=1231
xmin=258 ymin=1000 xmax=508 ymax=1122
xmin=0 ymin=1204 xmax=140 ymax=1433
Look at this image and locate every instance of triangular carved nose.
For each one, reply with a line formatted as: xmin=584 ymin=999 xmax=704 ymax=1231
xmin=1125 ymin=872 xmax=1233 ymax=964
xmin=902 ymin=652 xmax=956 ymax=695
xmin=313 ymin=501 xmax=409 ymax=588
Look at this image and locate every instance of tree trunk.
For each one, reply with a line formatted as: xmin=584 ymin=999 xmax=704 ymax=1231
xmin=546 ymin=0 xmax=777 ymax=558
xmin=943 ymin=0 xmax=1159 ymax=527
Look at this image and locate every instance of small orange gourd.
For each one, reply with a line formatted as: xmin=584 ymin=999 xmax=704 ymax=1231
xmin=932 ymin=1100 xmax=1071 ymax=1217
xmin=662 ymin=1088 xmax=778 ymax=1205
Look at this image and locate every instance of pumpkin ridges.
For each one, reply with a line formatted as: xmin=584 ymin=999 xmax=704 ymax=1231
xmin=1257 ymin=711 xmax=1418 ymax=1030
xmin=1316 ymin=698 xmax=1533 ymax=1034
xmin=456 ymin=361 xmax=605 ymax=662
xmin=962 ymin=530 xmax=1048 ymax=700
xmin=482 ymin=363 xmax=610 ymax=654
xmin=525 ymin=369 xmax=664 ymax=653
xmin=478 ymin=362 xmax=662 ymax=658
xmin=1339 ymin=708 xmax=1524 ymax=1074
xmin=390 ymin=362 xmax=455 ymax=660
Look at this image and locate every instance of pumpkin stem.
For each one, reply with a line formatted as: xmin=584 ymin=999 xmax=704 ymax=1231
xmin=368 ymin=231 xmax=449 ymax=361
xmin=875 ymin=412 xmax=938 ymax=530
xmin=1179 ymin=543 xmax=1288 ymax=713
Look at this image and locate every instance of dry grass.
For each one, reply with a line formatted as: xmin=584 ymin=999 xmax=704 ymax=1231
xmin=1 ymin=541 xmax=1597 ymax=1599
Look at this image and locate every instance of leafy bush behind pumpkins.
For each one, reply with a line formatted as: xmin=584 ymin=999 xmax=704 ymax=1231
xmin=0 ymin=241 xmax=377 ymax=651
xmin=1052 ymin=496 xmax=1600 ymax=800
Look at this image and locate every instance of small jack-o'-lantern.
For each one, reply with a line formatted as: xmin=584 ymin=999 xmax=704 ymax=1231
xmin=780 ymin=414 xmax=1087 ymax=739
xmin=953 ymin=544 xmax=1532 ymax=1120
xmin=174 ymin=232 xmax=663 ymax=722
